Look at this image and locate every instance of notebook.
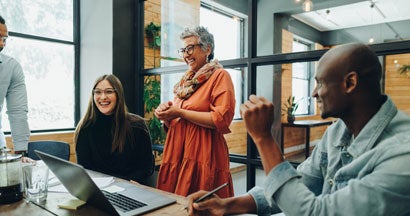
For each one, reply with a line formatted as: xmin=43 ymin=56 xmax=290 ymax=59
xmin=35 ymin=150 xmax=176 ymax=216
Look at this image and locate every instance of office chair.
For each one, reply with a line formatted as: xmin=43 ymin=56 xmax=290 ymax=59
xmin=27 ymin=140 xmax=70 ymax=161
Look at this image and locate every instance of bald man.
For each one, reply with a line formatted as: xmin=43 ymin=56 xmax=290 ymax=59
xmin=187 ymin=43 xmax=410 ymax=216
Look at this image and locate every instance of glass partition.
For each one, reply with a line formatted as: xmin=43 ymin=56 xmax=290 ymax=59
xmin=143 ymin=0 xmax=410 ymax=191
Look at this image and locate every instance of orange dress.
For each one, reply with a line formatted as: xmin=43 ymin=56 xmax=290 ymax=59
xmin=157 ymin=68 xmax=235 ymax=197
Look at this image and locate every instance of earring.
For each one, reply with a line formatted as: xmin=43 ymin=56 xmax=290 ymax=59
xmin=206 ymin=55 xmax=209 ymax=63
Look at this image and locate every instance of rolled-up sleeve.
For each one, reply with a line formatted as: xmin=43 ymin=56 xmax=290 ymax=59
xmin=209 ymin=69 xmax=235 ymax=134
xmin=248 ymin=186 xmax=281 ymax=215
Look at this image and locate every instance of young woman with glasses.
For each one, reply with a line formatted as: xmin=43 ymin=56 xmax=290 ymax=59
xmin=74 ymin=74 xmax=154 ymax=184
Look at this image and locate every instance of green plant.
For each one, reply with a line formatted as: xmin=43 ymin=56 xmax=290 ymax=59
xmin=143 ymin=75 xmax=166 ymax=145
xmin=398 ymin=64 xmax=410 ymax=77
xmin=145 ymin=22 xmax=161 ymax=48
xmin=282 ymin=96 xmax=299 ymax=116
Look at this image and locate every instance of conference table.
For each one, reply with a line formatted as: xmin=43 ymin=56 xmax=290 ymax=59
xmin=0 ymin=169 xmax=189 ymax=216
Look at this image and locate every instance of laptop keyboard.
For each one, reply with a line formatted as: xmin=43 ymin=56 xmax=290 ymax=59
xmin=102 ymin=190 xmax=147 ymax=212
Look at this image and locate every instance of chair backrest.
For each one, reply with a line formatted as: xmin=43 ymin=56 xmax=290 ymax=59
xmin=27 ymin=140 xmax=70 ymax=161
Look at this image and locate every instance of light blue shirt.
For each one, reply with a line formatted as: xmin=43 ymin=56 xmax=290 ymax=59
xmin=0 ymin=53 xmax=30 ymax=151
xmin=249 ymin=96 xmax=410 ymax=215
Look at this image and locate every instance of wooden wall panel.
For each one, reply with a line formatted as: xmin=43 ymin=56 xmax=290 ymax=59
xmin=281 ymin=30 xmax=294 ymax=122
xmin=224 ymin=121 xmax=247 ymax=155
xmin=144 ymin=0 xmax=162 ymax=69
xmin=385 ymin=54 xmax=410 ymax=114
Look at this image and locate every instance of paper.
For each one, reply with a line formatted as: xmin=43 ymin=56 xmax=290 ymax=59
xmin=48 ymin=177 xmax=114 ymax=193
xmin=57 ymin=199 xmax=86 ymax=210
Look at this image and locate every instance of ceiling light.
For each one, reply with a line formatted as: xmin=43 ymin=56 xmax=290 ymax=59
xmin=302 ymin=0 xmax=313 ymax=12
xmin=369 ymin=2 xmax=375 ymax=44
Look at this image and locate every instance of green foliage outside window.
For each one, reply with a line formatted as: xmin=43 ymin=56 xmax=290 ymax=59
xmin=143 ymin=76 xmax=166 ymax=145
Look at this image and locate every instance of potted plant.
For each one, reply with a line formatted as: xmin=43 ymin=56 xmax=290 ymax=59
xmin=398 ymin=64 xmax=410 ymax=78
xmin=145 ymin=22 xmax=161 ymax=48
xmin=282 ymin=96 xmax=299 ymax=123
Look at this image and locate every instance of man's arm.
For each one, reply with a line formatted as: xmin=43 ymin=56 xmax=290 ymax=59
xmin=240 ymin=95 xmax=284 ymax=174
xmin=188 ymin=192 xmax=257 ymax=216
xmin=6 ymin=59 xmax=29 ymax=152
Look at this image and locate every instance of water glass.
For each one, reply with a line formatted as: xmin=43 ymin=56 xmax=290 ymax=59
xmin=22 ymin=162 xmax=49 ymax=204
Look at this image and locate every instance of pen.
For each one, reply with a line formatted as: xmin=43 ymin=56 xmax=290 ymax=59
xmin=183 ymin=182 xmax=229 ymax=210
xmin=194 ymin=182 xmax=229 ymax=203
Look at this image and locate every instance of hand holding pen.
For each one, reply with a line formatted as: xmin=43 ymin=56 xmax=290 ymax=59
xmin=185 ymin=182 xmax=229 ymax=213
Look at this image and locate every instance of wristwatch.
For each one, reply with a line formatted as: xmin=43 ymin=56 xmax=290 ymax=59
xmin=14 ymin=150 xmax=28 ymax=157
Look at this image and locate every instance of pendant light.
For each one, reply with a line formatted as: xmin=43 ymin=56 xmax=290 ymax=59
xmin=302 ymin=0 xmax=313 ymax=12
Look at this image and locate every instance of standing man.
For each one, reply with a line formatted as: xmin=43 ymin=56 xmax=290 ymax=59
xmin=0 ymin=15 xmax=30 ymax=155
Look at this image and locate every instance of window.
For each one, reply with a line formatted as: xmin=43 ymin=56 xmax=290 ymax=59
xmin=200 ymin=4 xmax=243 ymax=61
xmin=292 ymin=38 xmax=313 ymax=115
xmin=200 ymin=4 xmax=245 ymax=119
xmin=149 ymin=1 xmax=246 ymax=119
xmin=0 ymin=0 xmax=77 ymax=131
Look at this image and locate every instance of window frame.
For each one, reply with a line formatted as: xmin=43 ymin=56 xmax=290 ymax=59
xmin=292 ymin=37 xmax=314 ymax=116
xmin=2 ymin=0 xmax=80 ymax=134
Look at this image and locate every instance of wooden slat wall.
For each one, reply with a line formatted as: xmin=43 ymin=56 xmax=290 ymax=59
xmin=385 ymin=54 xmax=410 ymax=115
xmin=224 ymin=121 xmax=247 ymax=155
xmin=281 ymin=30 xmax=294 ymax=122
xmin=144 ymin=0 xmax=161 ymax=69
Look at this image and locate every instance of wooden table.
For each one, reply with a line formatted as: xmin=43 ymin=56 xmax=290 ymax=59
xmin=281 ymin=120 xmax=333 ymax=159
xmin=0 ymin=170 xmax=188 ymax=216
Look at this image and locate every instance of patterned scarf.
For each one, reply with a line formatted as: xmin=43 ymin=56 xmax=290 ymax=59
xmin=174 ymin=60 xmax=223 ymax=99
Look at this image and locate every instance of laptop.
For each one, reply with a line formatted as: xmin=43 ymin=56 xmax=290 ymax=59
xmin=35 ymin=150 xmax=176 ymax=216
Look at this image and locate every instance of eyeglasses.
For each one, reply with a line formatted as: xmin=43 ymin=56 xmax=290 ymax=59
xmin=93 ymin=88 xmax=116 ymax=96
xmin=0 ymin=36 xmax=8 ymax=43
xmin=177 ymin=44 xmax=202 ymax=57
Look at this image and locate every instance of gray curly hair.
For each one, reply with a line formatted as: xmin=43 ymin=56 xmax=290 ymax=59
xmin=180 ymin=26 xmax=215 ymax=61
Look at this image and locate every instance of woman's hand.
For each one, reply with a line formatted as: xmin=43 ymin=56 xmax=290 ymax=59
xmin=155 ymin=101 xmax=173 ymax=113
xmin=187 ymin=190 xmax=227 ymax=216
xmin=154 ymin=101 xmax=180 ymax=122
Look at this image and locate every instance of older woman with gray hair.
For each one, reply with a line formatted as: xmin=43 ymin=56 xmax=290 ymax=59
xmin=155 ymin=26 xmax=235 ymax=197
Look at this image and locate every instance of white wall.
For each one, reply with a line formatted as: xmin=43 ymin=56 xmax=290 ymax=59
xmin=80 ymin=0 xmax=113 ymax=117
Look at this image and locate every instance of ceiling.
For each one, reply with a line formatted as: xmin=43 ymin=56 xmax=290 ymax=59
xmin=291 ymin=0 xmax=410 ymax=43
